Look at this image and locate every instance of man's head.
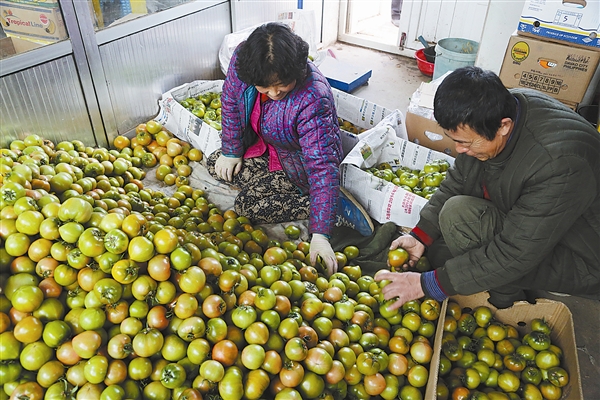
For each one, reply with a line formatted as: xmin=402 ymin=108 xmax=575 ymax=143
xmin=434 ymin=67 xmax=517 ymax=161
xmin=236 ymin=23 xmax=309 ymax=100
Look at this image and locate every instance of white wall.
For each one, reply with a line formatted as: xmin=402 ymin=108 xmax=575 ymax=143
xmin=476 ymin=0 xmax=526 ymax=73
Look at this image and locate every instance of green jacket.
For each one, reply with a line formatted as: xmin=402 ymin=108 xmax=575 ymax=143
xmin=417 ymin=89 xmax=600 ymax=298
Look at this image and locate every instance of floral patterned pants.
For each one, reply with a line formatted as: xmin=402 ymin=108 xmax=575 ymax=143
xmin=206 ymin=151 xmax=310 ymax=224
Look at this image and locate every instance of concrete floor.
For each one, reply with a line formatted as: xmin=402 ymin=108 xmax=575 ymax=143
xmin=323 ymin=42 xmax=600 ymax=399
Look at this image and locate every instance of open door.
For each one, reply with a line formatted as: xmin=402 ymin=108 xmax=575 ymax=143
xmin=338 ymin=0 xmax=489 ymax=58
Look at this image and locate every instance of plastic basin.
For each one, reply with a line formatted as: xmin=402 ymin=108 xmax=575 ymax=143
xmin=415 ymin=49 xmax=434 ymax=77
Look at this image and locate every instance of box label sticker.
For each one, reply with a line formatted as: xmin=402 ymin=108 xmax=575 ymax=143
xmin=511 ymin=41 xmax=530 ymax=63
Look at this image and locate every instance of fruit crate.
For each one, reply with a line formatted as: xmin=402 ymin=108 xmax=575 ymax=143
xmin=435 ymin=292 xmax=582 ymax=399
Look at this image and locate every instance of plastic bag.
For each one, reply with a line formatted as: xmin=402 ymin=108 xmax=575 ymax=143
xmin=218 ymin=10 xmax=320 ymax=75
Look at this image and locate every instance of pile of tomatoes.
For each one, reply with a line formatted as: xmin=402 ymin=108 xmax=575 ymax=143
xmin=437 ymin=302 xmax=569 ymax=400
xmin=364 ymin=160 xmax=450 ymax=200
xmin=0 ymin=125 xmax=444 ymax=400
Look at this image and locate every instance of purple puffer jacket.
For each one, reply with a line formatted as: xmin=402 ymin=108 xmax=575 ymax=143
xmin=220 ymin=46 xmax=343 ymax=237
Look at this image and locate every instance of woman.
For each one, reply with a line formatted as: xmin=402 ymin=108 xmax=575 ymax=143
xmin=207 ymin=23 xmax=371 ymax=275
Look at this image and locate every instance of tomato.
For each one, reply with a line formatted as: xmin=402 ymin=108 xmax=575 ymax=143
xmin=402 ymin=312 xmax=422 ymax=332
xmin=410 ymin=341 xmax=433 ymax=364
xmin=259 ymin=350 xmax=282 ymax=376
xmin=187 ymin=338 xmax=210 ymax=365
xmin=530 ymin=318 xmax=551 ymax=335
xmin=535 ymin=349 xmax=560 ymax=369
xmin=160 ymin=362 xmax=186 ymax=389
xmin=520 ymin=365 xmax=542 ymax=386
xmin=356 ymin=352 xmax=380 ymax=376
xmin=178 ymin=266 xmax=206 ymax=294
xmin=198 ymin=359 xmax=225 ymax=383
xmin=8 ymin=382 xmax=44 ymax=400
xmin=0 ymin=331 xmax=22 ymax=361
xmin=177 ymin=316 xmax=206 ymax=342
xmin=103 ymin=228 xmax=129 ymax=255
xmin=442 ymin=339 xmax=463 ymax=362
xmin=133 ymin=328 xmax=164 ymax=358
xmin=128 ymin=236 xmax=155 ymax=262
xmin=11 ymin=285 xmax=44 ymax=313
xmin=127 ymin=357 xmax=152 ymax=381
xmin=388 ymin=248 xmax=409 ymax=271
xmin=143 ymin=380 xmax=171 ymax=400
xmin=525 ymin=331 xmax=551 ymax=351
xmin=4 ymin=232 xmax=31 ymax=257
xmin=20 ymin=340 xmax=53 ymax=371
xmin=280 ymin=359 xmax=305 ymax=387
xmin=160 ymin=334 xmax=187 ymax=362
xmin=230 ymin=305 xmax=257 ymax=330
xmin=457 ymin=313 xmax=477 ymax=336
xmin=42 ymin=320 xmax=71 ymax=348
xmin=539 ymin=380 xmax=562 ymax=400
xmin=78 ymin=307 xmax=106 ymax=331
xmin=497 ymin=370 xmax=520 ymax=393
xmin=255 ymin=288 xmax=277 ymax=311
xmin=107 ymin=333 xmax=133 ymax=360
xmin=219 ymin=366 xmax=244 ymax=400
xmin=58 ymin=197 xmax=93 ymax=223
xmin=547 ymin=366 xmax=569 ymax=388
xmin=131 ymin=275 xmax=157 ymax=301
xmin=407 ymin=364 xmax=429 ymax=388
xmin=297 ymin=370 xmax=325 ymax=399
xmin=83 ymin=355 xmax=109 ymax=384
xmin=244 ymin=321 xmax=269 ymax=345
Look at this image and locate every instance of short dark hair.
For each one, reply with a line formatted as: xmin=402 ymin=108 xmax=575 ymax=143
xmin=235 ymin=23 xmax=309 ymax=87
xmin=433 ymin=66 xmax=517 ymax=140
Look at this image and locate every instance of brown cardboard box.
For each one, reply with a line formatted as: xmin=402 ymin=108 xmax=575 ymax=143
xmin=440 ymin=293 xmax=582 ymax=399
xmin=0 ymin=1 xmax=67 ymax=44
xmin=500 ymin=34 xmax=600 ymax=104
xmin=0 ymin=35 xmax=40 ymax=59
xmin=405 ymin=111 xmax=457 ymax=157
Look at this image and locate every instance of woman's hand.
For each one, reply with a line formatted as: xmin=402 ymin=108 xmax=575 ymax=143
xmin=390 ymin=235 xmax=425 ymax=270
xmin=375 ymin=271 xmax=424 ymax=311
xmin=215 ymin=155 xmax=243 ymax=182
xmin=309 ymin=233 xmax=337 ymax=276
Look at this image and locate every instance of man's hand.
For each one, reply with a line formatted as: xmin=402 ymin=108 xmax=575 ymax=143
xmin=309 ymin=233 xmax=337 ymax=276
xmin=375 ymin=270 xmax=424 ymax=311
xmin=215 ymin=154 xmax=243 ymax=182
xmin=390 ymin=235 xmax=425 ymax=270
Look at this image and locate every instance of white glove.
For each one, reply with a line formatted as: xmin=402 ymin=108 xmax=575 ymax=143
xmin=215 ymin=154 xmax=243 ymax=182
xmin=309 ymin=233 xmax=337 ymax=276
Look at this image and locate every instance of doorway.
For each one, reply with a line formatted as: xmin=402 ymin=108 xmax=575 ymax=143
xmin=338 ymin=0 xmax=489 ymax=59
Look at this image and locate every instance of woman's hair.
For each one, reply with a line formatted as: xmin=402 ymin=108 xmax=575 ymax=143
xmin=433 ymin=66 xmax=517 ymax=140
xmin=235 ymin=22 xmax=309 ymax=87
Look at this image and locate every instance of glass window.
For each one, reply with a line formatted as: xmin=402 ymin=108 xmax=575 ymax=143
xmin=0 ymin=0 xmax=68 ymax=59
xmin=91 ymin=0 xmax=191 ymax=30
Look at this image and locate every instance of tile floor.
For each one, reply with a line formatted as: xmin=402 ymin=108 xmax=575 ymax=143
xmin=323 ymin=42 xmax=600 ymax=399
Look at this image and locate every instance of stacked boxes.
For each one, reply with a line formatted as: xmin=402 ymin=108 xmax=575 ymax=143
xmin=500 ymin=0 xmax=599 ymax=108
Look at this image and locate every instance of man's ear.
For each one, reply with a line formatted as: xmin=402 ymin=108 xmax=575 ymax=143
xmin=498 ymin=117 xmax=513 ymax=138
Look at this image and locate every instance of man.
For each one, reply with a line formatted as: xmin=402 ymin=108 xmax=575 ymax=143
xmin=391 ymin=0 xmax=402 ymax=27
xmin=376 ymin=66 xmax=600 ymax=309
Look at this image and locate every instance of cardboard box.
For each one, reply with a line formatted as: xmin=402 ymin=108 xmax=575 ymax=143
xmin=0 ymin=1 xmax=67 ymax=44
xmin=499 ymin=34 xmax=600 ymax=104
xmin=405 ymin=111 xmax=457 ymax=157
xmin=341 ymin=126 xmax=454 ymax=228
xmin=442 ymin=293 xmax=582 ymax=399
xmin=518 ymin=0 xmax=600 ymax=49
xmin=0 ymin=35 xmax=41 ymax=59
xmin=405 ymin=78 xmax=458 ymax=158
